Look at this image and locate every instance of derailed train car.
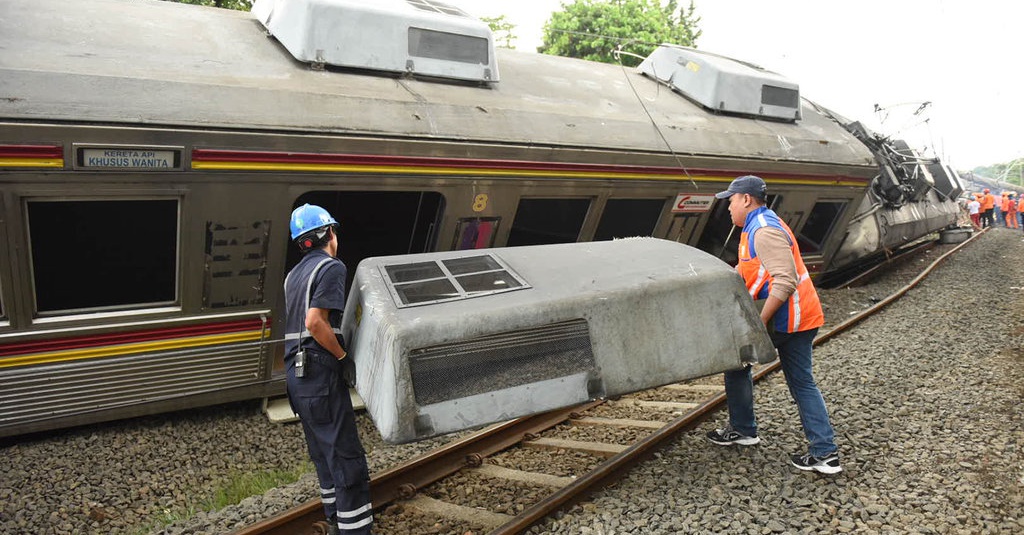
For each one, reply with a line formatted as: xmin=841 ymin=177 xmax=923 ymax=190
xmin=0 ymin=0 xmax=957 ymax=438
xmin=827 ymin=122 xmax=964 ymax=274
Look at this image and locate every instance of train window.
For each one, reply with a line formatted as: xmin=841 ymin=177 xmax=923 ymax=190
xmin=28 ymin=199 xmax=178 ymax=314
xmin=507 ymin=198 xmax=590 ymax=247
xmin=381 ymin=253 xmax=529 ymax=307
xmin=697 ymin=194 xmax=780 ymax=265
xmin=593 ymin=198 xmax=665 ymax=241
xmin=797 ymin=201 xmax=847 ymax=254
xmin=452 ymin=217 xmax=500 ymax=250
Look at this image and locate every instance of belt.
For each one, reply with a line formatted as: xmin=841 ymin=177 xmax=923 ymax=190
xmin=285 ymin=327 xmax=343 ymax=340
xmin=286 ymin=347 xmax=343 ymax=373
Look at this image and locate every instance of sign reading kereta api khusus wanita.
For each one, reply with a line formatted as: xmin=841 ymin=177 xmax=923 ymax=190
xmin=76 ymin=147 xmax=182 ymax=170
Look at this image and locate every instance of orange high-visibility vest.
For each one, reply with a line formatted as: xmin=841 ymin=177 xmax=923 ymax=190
xmin=736 ymin=206 xmax=824 ymax=333
xmin=981 ymin=194 xmax=995 ymax=210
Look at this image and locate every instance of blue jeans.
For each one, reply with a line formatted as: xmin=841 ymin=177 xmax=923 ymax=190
xmin=723 ymin=328 xmax=837 ymax=457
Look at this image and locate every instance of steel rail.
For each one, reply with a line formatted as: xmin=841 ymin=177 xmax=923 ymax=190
xmin=232 ymin=228 xmax=986 ymax=535
xmin=230 ymin=401 xmax=605 ymax=535
xmin=838 ymin=238 xmax=937 ymax=289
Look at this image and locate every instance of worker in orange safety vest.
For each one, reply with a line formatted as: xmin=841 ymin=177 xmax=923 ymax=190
xmin=1007 ymin=193 xmax=1019 ymax=229
xmin=979 ymin=189 xmax=995 ymax=228
xmin=1018 ymin=195 xmax=1024 ymax=231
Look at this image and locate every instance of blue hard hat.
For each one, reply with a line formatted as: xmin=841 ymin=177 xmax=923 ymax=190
xmin=290 ymin=204 xmax=337 ymax=240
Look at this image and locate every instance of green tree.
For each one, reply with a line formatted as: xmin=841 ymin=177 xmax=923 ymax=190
xmin=539 ymin=0 xmax=701 ymax=65
xmin=162 ymin=0 xmax=253 ymax=11
xmin=973 ymin=158 xmax=1024 ymax=186
xmin=481 ymin=15 xmax=517 ymax=49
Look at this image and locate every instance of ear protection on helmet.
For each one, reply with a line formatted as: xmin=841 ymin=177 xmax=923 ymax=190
xmin=296 ymin=225 xmax=333 ymax=253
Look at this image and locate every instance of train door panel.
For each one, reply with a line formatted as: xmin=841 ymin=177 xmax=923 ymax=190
xmin=0 ymin=192 xmax=9 ymax=329
xmin=667 ymin=214 xmax=702 ymax=244
xmin=449 ymin=184 xmax=505 ymax=251
xmin=782 ymin=211 xmax=807 ymax=238
xmin=452 ymin=217 xmax=500 ymax=250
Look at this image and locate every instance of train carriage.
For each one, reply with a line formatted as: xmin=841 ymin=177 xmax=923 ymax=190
xmin=1 ymin=0 xmax=888 ymax=438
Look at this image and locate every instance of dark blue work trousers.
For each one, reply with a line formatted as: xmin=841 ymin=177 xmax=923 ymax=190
xmin=724 ymin=328 xmax=838 ymax=457
xmin=286 ymin=350 xmax=373 ymax=534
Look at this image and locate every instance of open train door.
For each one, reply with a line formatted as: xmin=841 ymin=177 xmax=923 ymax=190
xmin=266 ymin=190 xmax=444 ymax=420
xmin=286 ymin=191 xmax=445 ymax=289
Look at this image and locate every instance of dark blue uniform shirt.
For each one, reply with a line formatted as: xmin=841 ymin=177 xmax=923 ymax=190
xmin=283 ymin=249 xmax=347 ymax=358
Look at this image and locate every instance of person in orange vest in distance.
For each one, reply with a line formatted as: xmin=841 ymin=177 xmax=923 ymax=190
xmin=1018 ymin=194 xmax=1024 ymax=231
xmin=979 ymin=188 xmax=996 ymax=228
xmin=705 ymin=175 xmax=841 ymax=474
xmin=1007 ymin=193 xmax=1019 ymax=229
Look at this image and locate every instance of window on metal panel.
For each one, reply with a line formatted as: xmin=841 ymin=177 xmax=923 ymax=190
xmin=507 ymin=198 xmax=590 ymax=246
xmin=593 ymin=198 xmax=665 ymax=241
xmin=381 ymin=254 xmax=529 ymax=307
xmin=797 ymin=201 xmax=847 ymax=254
xmin=28 ymin=199 xmax=178 ymax=314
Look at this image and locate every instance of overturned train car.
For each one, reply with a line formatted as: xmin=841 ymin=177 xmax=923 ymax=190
xmin=827 ymin=122 xmax=964 ymax=274
xmin=0 ymin=0 xmax=953 ymax=438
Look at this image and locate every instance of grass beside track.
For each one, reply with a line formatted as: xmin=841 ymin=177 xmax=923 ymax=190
xmin=136 ymin=460 xmax=313 ymax=535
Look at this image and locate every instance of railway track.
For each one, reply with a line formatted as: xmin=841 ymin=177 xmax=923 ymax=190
xmin=232 ymin=230 xmax=982 ymax=535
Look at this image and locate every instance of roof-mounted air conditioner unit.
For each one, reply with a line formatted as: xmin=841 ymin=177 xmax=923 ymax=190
xmin=638 ymin=44 xmax=800 ymax=121
xmin=252 ymin=0 xmax=498 ymax=83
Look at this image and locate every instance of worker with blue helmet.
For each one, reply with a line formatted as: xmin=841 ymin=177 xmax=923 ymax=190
xmin=290 ymin=203 xmax=339 ymax=250
xmin=283 ymin=203 xmax=372 ymax=535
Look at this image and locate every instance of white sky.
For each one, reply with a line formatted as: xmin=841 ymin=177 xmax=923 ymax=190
xmin=456 ymin=0 xmax=1023 ymax=170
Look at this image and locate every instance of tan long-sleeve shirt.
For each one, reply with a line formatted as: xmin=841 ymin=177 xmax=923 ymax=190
xmin=751 ymin=226 xmax=798 ymax=302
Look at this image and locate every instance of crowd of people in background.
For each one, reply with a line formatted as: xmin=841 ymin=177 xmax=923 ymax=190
xmin=963 ymin=188 xmax=1023 ymax=231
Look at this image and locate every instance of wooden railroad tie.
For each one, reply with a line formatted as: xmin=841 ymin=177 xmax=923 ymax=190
xmin=522 ymin=437 xmax=627 ymax=458
xmin=403 ymin=495 xmax=512 ymax=529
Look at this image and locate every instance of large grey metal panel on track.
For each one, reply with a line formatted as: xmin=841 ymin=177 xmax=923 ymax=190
xmin=341 ymin=238 xmax=776 ymax=443
xmin=0 ymin=0 xmax=875 ymax=170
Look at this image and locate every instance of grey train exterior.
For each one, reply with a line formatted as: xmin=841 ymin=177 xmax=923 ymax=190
xmin=0 ymin=0 xmax=946 ymax=438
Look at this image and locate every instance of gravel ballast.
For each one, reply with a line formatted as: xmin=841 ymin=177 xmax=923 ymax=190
xmin=1 ymin=229 xmax=1021 ymax=534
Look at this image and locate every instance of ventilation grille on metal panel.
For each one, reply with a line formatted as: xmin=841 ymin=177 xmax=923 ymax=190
xmin=408 ymin=319 xmax=600 ymax=406
xmin=406 ymin=0 xmax=469 ymax=17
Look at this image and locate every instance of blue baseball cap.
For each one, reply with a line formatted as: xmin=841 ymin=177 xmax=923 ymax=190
xmin=715 ymin=175 xmax=767 ymax=200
